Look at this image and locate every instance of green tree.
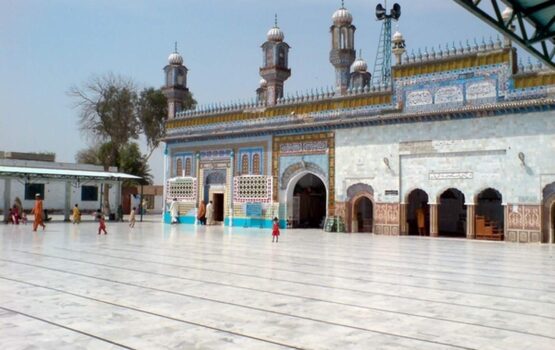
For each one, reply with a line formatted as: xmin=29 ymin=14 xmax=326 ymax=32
xmin=118 ymin=143 xmax=152 ymax=185
xmin=137 ymin=87 xmax=196 ymax=160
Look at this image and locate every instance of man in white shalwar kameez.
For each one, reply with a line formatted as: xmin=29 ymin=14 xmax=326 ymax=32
xmin=206 ymin=200 xmax=215 ymax=225
xmin=169 ymin=198 xmax=179 ymax=224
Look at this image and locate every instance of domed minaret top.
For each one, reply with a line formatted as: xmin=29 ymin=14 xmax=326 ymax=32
xmin=392 ymin=29 xmax=406 ymax=65
xmin=330 ymin=0 xmax=356 ymax=95
xmin=267 ymin=14 xmax=285 ymax=42
xmin=332 ymin=1 xmax=353 ymax=25
xmin=352 ymin=56 xmax=368 ymax=72
xmin=168 ymin=42 xmax=184 ymax=65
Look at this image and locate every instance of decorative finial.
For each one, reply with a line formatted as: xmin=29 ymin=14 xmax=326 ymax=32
xmin=359 ymin=49 xmax=362 ymax=58
xmin=274 ymin=13 xmax=278 ymax=27
xmin=174 ymin=41 xmax=178 ymax=53
xmin=341 ymin=0 xmax=345 ymax=8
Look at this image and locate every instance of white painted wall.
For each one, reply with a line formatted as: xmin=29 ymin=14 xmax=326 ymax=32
xmin=336 ymin=111 xmax=555 ymax=204
xmin=0 ymin=179 xmax=118 ymax=213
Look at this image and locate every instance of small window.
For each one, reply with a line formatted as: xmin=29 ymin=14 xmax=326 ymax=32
xmin=252 ymin=153 xmax=261 ymax=174
xmin=25 ymin=183 xmax=45 ymax=200
xmin=176 ymin=158 xmax=183 ymax=177
xmin=185 ymin=158 xmax=192 ymax=176
xmin=241 ymin=154 xmax=249 ymax=175
xmin=81 ymin=186 xmax=98 ymax=201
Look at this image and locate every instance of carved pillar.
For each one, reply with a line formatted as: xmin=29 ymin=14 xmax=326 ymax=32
xmin=503 ymin=204 xmax=508 ymax=238
xmin=466 ymin=204 xmax=475 ymax=239
xmin=430 ymin=204 xmax=439 ymax=237
xmin=399 ymin=203 xmax=408 ymax=235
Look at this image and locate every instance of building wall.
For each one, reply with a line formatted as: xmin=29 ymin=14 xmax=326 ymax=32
xmin=1 ymin=179 xmax=118 ymax=213
xmin=336 ymin=110 xmax=555 ymax=241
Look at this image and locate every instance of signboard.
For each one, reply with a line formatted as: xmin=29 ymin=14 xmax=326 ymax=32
xmin=385 ymin=190 xmax=399 ymax=196
xmin=245 ymin=202 xmax=262 ymax=217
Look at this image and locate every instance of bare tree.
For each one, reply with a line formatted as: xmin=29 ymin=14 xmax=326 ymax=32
xmin=69 ymin=73 xmax=140 ymax=213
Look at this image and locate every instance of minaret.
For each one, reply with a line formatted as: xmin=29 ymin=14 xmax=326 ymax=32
xmin=162 ymin=42 xmax=189 ymax=119
xmin=392 ymin=30 xmax=406 ymax=65
xmin=330 ymin=1 xmax=356 ymax=95
xmin=259 ymin=15 xmax=291 ymax=105
xmin=350 ymin=52 xmax=371 ymax=90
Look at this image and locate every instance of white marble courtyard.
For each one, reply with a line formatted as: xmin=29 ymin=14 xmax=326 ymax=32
xmin=0 ymin=221 xmax=554 ymax=350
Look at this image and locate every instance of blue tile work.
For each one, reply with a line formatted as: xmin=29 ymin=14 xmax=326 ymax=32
xmin=279 ymin=154 xmax=329 ymax=188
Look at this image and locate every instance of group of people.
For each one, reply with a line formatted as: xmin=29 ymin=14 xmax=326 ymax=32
xmin=195 ymin=200 xmax=215 ymax=225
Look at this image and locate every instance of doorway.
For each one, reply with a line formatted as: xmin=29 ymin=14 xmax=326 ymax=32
xmin=292 ymin=173 xmax=327 ymax=228
xmin=438 ymin=188 xmax=466 ymax=238
xmin=407 ymin=189 xmax=429 ymax=236
xmin=476 ymin=188 xmax=503 ymax=239
xmin=354 ymin=197 xmax=373 ymax=233
xmin=212 ymin=193 xmax=224 ymax=222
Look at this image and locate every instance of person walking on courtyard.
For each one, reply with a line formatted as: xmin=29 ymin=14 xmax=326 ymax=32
xmin=117 ymin=205 xmax=124 ymax=222
xmin=169 ymin=198 xmax=179 ymax=224
xmin=206 ymin=200 xmax=214 ymax=225
xmin=416 ymin=204 xmax=426 ymax=236
xmin=272 ymin=217 xmax=280 ymax=243
xmin=129 ymin=207 xmax=136 ymax=228
xmin=96 ymin=209 xmax=107 ymax=235
xmin=72 ymin=204 xmax=81 ymax=224
xmin=11 ymin=204 xmax=20 ymax=225
xmin=31 ymin=194 xmax=46 ymax=232
xmin=197 ymin=200 xmax=206 ymax=225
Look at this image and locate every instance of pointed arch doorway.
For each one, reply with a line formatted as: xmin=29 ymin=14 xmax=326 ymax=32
xmin=407 ymin=189 xmax=429 ymax=236
xmin=287 ymin=172 xmax=327 ymax=229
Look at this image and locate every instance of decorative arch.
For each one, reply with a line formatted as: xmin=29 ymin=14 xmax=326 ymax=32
xmin=205 ymin=170 xmax=226 ymax=185
xmin=345 ymin=183 xmax=374 ymax=233
xmin=280 ymin=161 xmax=326 ymax=190
xmin=475 ymin=188 xmax=504 ymax=240
xmin=542 ymin=182 xmax=555 ymax=243
xmin=406 ymin=188 xmax=430 ymax=236
xmin=284 ymin=170 xmax=328 ymax=227
xmin=438 ymin=188 xmax=466 ymax=237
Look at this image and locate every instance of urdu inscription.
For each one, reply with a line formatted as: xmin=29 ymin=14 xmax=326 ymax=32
xmin=429 ymin=172 xmax=473 ymax=180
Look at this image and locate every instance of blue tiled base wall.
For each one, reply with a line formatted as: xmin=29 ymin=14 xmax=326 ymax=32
xmin=164 ymin=212 xmax=286 ymax=228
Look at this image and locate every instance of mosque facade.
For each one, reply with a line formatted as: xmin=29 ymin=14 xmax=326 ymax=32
xmin=161 ymin=4 xmax=555 ymax=243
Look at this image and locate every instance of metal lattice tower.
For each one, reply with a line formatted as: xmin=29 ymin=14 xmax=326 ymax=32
xmin=372 ymin=17 xmax=392 ymax=87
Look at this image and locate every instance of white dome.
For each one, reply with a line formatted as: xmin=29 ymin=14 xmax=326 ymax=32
xmin=267 ymin=26 xmax=284 ymax=42
xmin=393 ymin=31 xmax=404 ymax=41
xmin=332 ymin=7 xmax=353 ymax=25
xmin=352 ymin=57 xmax=368 ymax=72
xmin=502 ymin=7 xmax=513 ymax=21
xmin=259 ymin=78 xmax=267 ymax=86
xmin=168 ymin=52 xmax=183 ymax=65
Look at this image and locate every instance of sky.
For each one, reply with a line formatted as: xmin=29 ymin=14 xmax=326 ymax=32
xmin=0 ymin=0 xmax=525 ymax=183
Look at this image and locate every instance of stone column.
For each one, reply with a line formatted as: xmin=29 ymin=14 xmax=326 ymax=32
xmin=429 ymin=204 xmax=439 ymax=237
xmin=466 ymin=204 xmax=475 ymax=239
xmin=3 ymin=179 xmax=11 ymax=222
xmin=503 ymin=204 xmax=509 ymax=239
xmin=228 ymin=150 xmax=234 ymax=226
xmin=115 ymin=181 xmax=122 ymax=217
xmin=64 ymin=181 xmax=71 ymax=222
xmin=399 ymin=203 xmax=408 ymax=235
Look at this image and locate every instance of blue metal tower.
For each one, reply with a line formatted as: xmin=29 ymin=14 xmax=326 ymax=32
xmin=372 ymin=2 xmax=401 ymax=87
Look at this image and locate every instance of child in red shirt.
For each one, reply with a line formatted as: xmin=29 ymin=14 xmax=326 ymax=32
xmin=96 ymin=209 xmax=108 ymax=235
xmin=272 ymin=217 xmax=280 ymax=243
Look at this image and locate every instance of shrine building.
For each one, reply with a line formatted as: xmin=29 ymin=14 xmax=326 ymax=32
xmin=161 ymin=4 xmax=555 ymax=243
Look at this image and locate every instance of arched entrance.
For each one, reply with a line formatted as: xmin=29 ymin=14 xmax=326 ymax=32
xmin=475 ymin=188 xmax=504 ymax=239
xmin=438 ymin=188 xmax=466 ymax=238
xmin=542 ymin=182 xmax=555 ymax=243
xmin=289 ymin=173 xmax=327 ymax=228
xmin=204 ymin=170 xmax=226 ymax=223
xmin=407 ymin=189 xmax=429 ymax=236
xmin=353 ymin=197 xmax=373 ymax=232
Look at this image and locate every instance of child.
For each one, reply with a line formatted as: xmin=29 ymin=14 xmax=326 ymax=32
xmin=96 ymin=209 xmax=107 ymax=235
xmin=272 ymin=217 xmax=280 ymax=243
xmin=72 ymin=204 xmax=81 ymax=224
xmin=21 ymin=211 xmax=28 ymax=225
xmin=129 ymin=207 xmax=136 ymax=228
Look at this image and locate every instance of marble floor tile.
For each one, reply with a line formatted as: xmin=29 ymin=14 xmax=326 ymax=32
xmin=1 ymin=222 xmax=554 ymax=349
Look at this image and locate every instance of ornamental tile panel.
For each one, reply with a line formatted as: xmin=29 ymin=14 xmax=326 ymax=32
xmin=234 ymin=175 xmax=273 ymax=203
